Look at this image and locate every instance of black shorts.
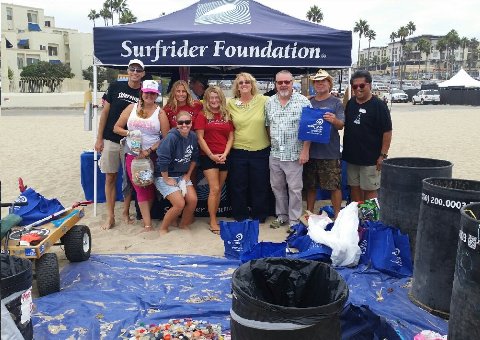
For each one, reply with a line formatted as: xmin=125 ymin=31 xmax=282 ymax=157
xmin=199 ymin=155 xmax=228 ymax=171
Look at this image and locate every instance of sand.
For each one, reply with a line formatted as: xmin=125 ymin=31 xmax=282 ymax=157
xmin=1 ymin=104 xmax=479 ymax=267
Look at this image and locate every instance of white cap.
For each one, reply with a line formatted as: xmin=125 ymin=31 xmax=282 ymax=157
xmin=141 ymin=80 xmax=160 ymax=94
xmin=128 ymin=59 xmax=144 ymax=69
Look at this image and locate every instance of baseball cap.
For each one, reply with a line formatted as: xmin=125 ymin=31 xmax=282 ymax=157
xmin=141 ymin=80 xmax=160 ymax=94
xmin=310 ymin=69 xmax=333 ymax=82
xmin=128 ymin=59 xmax=144 ymax=69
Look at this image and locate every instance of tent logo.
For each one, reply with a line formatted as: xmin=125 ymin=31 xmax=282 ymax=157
xmin=195 ymin=0 xmax=251 ymax=25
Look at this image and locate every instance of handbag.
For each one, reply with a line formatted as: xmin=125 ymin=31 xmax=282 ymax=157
xmin=9 ymin=188 xmax=64 ymax=226
xmin=219 ymin=219 xmax=259 ymax=259
xmin=298 ymin=107 xmax=332 ymax=143
xmin=360 ymin=221 xmax=413 ymax=278
xmin=131 ymin=158 xmax=154 ymax=187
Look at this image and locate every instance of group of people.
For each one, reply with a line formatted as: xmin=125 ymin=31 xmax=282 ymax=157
xmin=95 ymin=58 xmax=392 ymax=235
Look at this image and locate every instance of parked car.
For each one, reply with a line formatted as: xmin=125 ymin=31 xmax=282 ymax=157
xmin=412 ymin=89 xmax=441 ymax=105
xmin=383 ymin=89 xmax=409 ymax=103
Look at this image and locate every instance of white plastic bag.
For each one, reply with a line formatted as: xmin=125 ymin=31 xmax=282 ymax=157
xmin=131 ymin=158 xmax=154 ymax=187
xmin=177 ymin=178 xmax=187 ymax=197
xmin=309 ymin=202 xmax=361 ymax=267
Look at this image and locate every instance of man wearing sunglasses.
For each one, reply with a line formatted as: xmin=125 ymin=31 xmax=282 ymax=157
xmin=265 ymin=70 xmax=311 ymax=229
xmin=342 ymin=70 xmax=392 ymax=202
xmin=95 ymin=58 xmax=145 ymax=230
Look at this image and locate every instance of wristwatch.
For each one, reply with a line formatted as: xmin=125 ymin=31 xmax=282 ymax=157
xmin=380 ymin=153 xmax=388 ymax=159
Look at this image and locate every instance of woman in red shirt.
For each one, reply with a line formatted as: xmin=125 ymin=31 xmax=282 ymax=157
xmin=162 ymin=80 xmax=203 ymax=129
xmin=194 ymin=86 xmax=234 ymax=234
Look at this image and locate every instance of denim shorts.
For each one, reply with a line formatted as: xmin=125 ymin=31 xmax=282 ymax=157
xmin=154 ymin=175 xmax=193 ymax=198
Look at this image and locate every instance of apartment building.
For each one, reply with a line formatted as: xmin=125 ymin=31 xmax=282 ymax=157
xmin=1 ymin=3 xmax=93 ymax=88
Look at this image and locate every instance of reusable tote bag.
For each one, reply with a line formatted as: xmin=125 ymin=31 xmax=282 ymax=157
xmin=219 ymin=219 xmax=259 ymax=259
xmin=10 ymin=188 xmax=64 ymax=226
xmin=298 ymin=107 xmax=332 ymax=143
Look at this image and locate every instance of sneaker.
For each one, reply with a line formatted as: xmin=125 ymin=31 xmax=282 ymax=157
xmin=270 ymin=218 xmax=287 ymax=229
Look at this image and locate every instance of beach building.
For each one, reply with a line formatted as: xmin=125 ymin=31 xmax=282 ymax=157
xmin=1 ymin=3 xmax=93 ymax=92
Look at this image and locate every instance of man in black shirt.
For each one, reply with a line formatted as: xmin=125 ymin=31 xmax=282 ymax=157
xmin=95 ymin=59 xmax=144 ymax=229
xmin=342 ymin=70 xmax=392 ymax=201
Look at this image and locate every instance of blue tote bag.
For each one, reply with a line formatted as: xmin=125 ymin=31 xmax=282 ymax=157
xmin=298 ymin=107 xmax=332 ymax=143
xmin=10 ymin=188 xmax=64 ymax=226
xmin=220 ymin=219 xmax=259 ymax=259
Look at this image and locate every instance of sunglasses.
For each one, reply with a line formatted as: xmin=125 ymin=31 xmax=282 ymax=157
xmin=276 ymin=80 xmax=292 ymax=85
xmin=238 ymin=80 xmax=251 ymax=85
xmin=128 ymin=67 xmax=144 ymax=73
xmin=177 ymin=120 xmax=192 ymax=125
xmin=352 ymin=83 xmax=368 ymax=90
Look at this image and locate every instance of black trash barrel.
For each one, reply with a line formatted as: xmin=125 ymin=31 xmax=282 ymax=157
xmin=378 ymin=157 xmax=453 ymax=257
xmin=230 ymin=258 xmax=348 ymax=340
xmin=1 ymin=254 xmax=33 ymax=340
xmin=409 ymin=178 xmax=480 ymax=318
xmin=448 ymin=203 xmax=480 ymax=339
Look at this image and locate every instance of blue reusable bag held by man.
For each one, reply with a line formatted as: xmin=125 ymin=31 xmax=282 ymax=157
xmin=10 ymin=188 xmax=64 ymax=226
xmin=220 ymin=220 xmax=259 ymax=259
xmin=298 ymin=107 xmax=332 ymax=143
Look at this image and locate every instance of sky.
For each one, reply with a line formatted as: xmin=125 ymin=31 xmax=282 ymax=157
xmin=6 ymin=0 xmax=479 ymax=61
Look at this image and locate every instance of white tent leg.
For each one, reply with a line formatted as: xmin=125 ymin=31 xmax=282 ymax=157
xmin=93 ymin=65 xmax=98 ymax=217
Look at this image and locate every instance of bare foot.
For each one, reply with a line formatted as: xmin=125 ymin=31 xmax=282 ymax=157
xmin=209 ymin=224 xmax=220 ymax=235
xmin=159 ymin=228 xmax=169 ymax=235
xmin=123 ymin=213 xmax=135 ymax=225
xmin=101 ymin=218 xmax=115 ymax=230
xmin=169 ymin=217 xmax=180 ymax=228
xmin=140 ymin=225 xmax=154 ymax=233
xmin=179 ymin=225 xmax=191 ymax=231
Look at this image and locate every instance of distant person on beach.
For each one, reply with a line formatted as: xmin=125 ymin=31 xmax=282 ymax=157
xmin=305 ymin=69 xmax=345 ymax=218
xmin=113 ymin=80 xmax=169 ymax=232
xmin=95 ymin=59 xmax=144 ymax=230
xmin=162 ymin=80 xmax=203 ymax=129
xmin=154 ymin=111 xmax=199 ymax=235
xmin=342 ymin=70 xmax=392 ymax=201
xmin=190 ymin=76 xmax=208 ymax=101
xmin=194 ymin=86 xmax=234 ymax=234
xmin=227 ymin=72 xmax=270 ymax=223
xmin=265 ymin=70 xmax=311 ymax=228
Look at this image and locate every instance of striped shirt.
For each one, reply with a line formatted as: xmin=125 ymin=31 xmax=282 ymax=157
xmin=265 ymin=92 xmax=311 ymax=161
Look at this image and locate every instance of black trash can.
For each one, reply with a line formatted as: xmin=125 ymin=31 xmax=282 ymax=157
xmin=1 ymin=254 xmax=33 ymax=340
xmin=378 ymin=157 xmax=453 ymax=258
xmin=230 ymin=258 xmax=348 ymax=340
xmin=409 ymin=178 xmax=480 ymax=318
xmin=448 ymin=203 xmax=480 ymax=339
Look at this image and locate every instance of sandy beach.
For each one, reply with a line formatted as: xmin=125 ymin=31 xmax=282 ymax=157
xmin=1 ymin=104 xmax=479 ymax=266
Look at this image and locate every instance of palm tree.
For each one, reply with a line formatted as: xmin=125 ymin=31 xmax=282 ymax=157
xmin=99 ymin=6 xmax=112 ymax=26
xmin=306 ymin=5 xmax=323 ymax=23
xmin=460 ymin=37 xmax=469 ymax=69
xmin=445 ymin=30 xmax=461 ymax=74
xmin=436 ymin=37 xmax=448 ymax=78
xmin=403 ymin=43 xmax=414 ymax=78
xmin=416 ymin=38 xmax=432 ymax=75
xmin=103 ymin=0 xmax=114 ymax=25
xmin=112 ymin=0 xmax=128 ymax=24
xmin=396 ymin=26 xmax=409 ymax=87
xmin=390 ymin=32 xmax=397 ymax=76
xmin=119 ymin=9 xmax=137 ymax=24
xmin=467 ymin=38 xmax=479 ymax=72
xmin=88 ymin=9 xmax=100 ymax=27
xmin=365 ymin=29 xmax=376 ymax=69
xmin=354 ymin=19 xmax=369 ymax=68
xmin=406 ymin=21 xmax=416 ymax=36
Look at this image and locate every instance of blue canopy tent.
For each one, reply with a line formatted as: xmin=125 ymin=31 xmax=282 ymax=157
xmin=90 ymin=0 xmax=352 ymax=214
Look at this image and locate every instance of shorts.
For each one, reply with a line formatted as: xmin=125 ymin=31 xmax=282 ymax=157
xmin=199 ymin=155 xmax=228 ymax=171
xmin=303 ymin=159 xmax=341 ymax=190
xmin=346 ymin=163 xmax=381 ymax=191
xmin=99 ymin=140 xmax=121 ymax=173
xmin=125 ymin=154 xmax=155 ymax=202
xmin=155 ymin=175 xmax=193 ymax=198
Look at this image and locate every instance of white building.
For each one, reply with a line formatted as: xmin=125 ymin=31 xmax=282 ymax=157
xmin=1 ymin=3 xmax=93 ymax=91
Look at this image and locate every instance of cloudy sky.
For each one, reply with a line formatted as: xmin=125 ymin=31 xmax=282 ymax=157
xmin=6 ymin=0 xmax=479 ymax=60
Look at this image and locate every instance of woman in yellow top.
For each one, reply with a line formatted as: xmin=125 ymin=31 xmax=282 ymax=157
xmin=227 ymin=72 xmax=270 ymax=222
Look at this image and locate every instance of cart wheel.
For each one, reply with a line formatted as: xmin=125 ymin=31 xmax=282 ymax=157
xmin=63 ymin=225 xmax=91 ymax=262
xmin=35 ymin=253 xmax=60 ymax=297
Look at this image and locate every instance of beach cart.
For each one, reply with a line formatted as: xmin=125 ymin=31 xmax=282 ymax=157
xmin=1 ymin=180 xmax=92 ymax=296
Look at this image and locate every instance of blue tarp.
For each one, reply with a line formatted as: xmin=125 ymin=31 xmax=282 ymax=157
xmin=32 ymin=254 xmax=447 ymax=339
xmin=18 ymin=39 xmax=29 ymax=47
xmin=93 ymin=0 xmax=352 ymax=75
xmin=28 ymin=23 xmax=41 ymax=31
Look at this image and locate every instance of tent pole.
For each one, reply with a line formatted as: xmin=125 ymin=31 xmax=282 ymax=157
xmin=347 ymin=67 xmax=352 ymax=100
xmin=93 ymin=64 xmax=98 ymax=217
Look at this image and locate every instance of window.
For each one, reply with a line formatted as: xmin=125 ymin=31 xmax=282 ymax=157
xmin=48 ymin=45 xmax=58 ymax=56
xmin=17 ymin=54 xmax=25 ymax=69
xmin=27 ymin=11 xmax=38 ymax=24
xmin=40 ymin=45 xmax=46 ymax=50
xmin=26 ymin=55 xmax=40 ymax=66
xmin=7 ymin=7 xmax=13 ymax=20
xmin=45 ymin=21 xmax=51 ymax=27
